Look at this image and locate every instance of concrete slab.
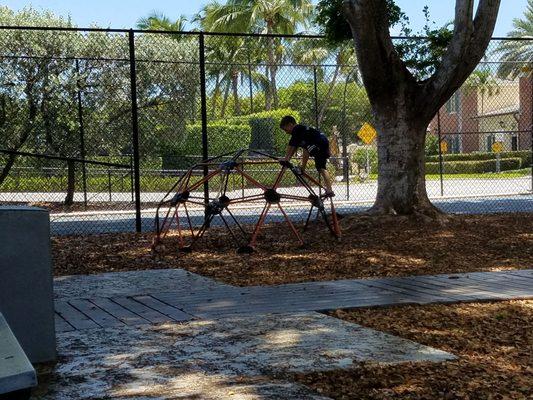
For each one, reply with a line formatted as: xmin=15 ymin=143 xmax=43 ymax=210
xmin=0 ymin=206 xmax=56 ymax=363
xmin=54 ymin=268 xmax=234 ymax=300
xmin=36 ymin=312 xmax=454 ymax=399
xmin=0 ymin=313 xmax=37 ymax=395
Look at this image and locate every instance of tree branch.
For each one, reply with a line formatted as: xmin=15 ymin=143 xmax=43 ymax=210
xmin=343 ymin=0 xmax=414 ymax=109
xmin=421 ymin=0 xmax=501 ymax=120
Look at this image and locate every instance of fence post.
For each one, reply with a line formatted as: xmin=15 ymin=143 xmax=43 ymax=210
xmin=107 ymin=168 xmax=112 ymax=202
xmin=130 ymin=154 xmax=134 ymax=202
xmin=342 ymin=78 xmax=349 ymax=200
xmin=313 ymin=66 xmax=319 ymax=129
xmin=247 ymin=38 xmax=254 ymax=114
xmin=437 ymin=110 xmax=444 ymax=197
xmin=199 ymin=32 xmax=210 ymax=223
xmin=312 ymin=66 xmax=322 ymax=195
xmin=75 ymin=59 xmax=88 ymax=207
xmin=128 ymin=29 xmax=142 ymax=233
xmin=530 ymin=70 xmax=533 ymax=192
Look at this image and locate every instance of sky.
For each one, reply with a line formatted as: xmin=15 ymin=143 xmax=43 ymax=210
xmin=1 ymin=0 xmax=529 ymax=37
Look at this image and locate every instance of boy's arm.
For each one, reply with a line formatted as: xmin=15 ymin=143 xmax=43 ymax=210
xmin=283 ymin=146 xmax=297 ymax=161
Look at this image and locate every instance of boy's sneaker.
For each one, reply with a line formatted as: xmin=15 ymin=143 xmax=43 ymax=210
xmin=324 ymin=191 xmax=335 ymax=198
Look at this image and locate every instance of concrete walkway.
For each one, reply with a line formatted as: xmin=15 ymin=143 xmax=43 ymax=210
xmin=54 ymin=269 xmax=533 ymax=332
xmin=39 ymin=268 xmax=532 ymax=399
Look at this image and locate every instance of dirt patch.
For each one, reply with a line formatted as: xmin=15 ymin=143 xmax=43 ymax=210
xmin=291 ymin=300 xmax=533 ymax=400
xmin=51 ymin=213 xmax=532 ymax=285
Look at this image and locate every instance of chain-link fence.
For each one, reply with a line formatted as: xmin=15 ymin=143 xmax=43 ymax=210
xmin=0 ymin=27 xmax=531 ymax=235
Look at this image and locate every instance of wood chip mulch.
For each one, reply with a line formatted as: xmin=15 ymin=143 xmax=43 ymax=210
xmin=51 ymin=213 xmax=532 ymax=285
xmin=291 ymin=300 xmax=533 ymax=400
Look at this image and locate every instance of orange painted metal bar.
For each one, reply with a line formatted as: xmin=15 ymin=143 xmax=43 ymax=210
xmin=157 ymin=207 xmax=172 ymax=239
xmin=329 ymin=197 xmax=341 ymax=238
xmin=277 ymin=203 xmax=304 ymax=245
xmin=187 ymin=169 xmax=221 ymax=192
xmin=249 ymin=203 xmax=271 ymax=247
xmin=183 ymin=202 xmax=195 ymax=236
xmin=301 ymin=171 xmax=325 ymax=188
xmin=235 ymin=167 xmax=268 ymax=190
xmin=229 ymin=195 xmax=265 ymax=205
xmin=279 ymin=193 xmax=312 ymax=202
xmin=238 ymin=160 xmax=279 ymax=165
xmin=175 ymin=207 xmax=185 ymax=248
xmin=272 ymin=167 xmax=287 ymax=189
xmin=161 ymin=207 xmax=178 ymax=241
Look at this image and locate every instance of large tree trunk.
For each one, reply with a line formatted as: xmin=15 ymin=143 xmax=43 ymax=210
xmin=220 ymin=81 xmax=231 ymax=118
xmin=231 ymin=70 xmax=241 ymax=116
xmin=370 ymin=115 xmax=439 ymax=216
xmin=0 ymin=89 xmax=38 ymax=187
xmin=265 ymin=61 xmax=272 ymax=111
xmin=64 ymin=160 xmax=76 ymax=206
xmin=0 ymin=153 xmax=17 ymax=187
xmin=210 ymin=73 xmax=221 ymax=118
xmin=265 ymin=22 xmax=278 ymax=110
xmin=318 ymin=63 xmax=341 ymax=126
xmin=343 ymin=0 xmax=501 ymax=217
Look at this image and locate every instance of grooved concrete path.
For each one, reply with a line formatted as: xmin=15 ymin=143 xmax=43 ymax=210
xmin=54 ymin=269 xmax=533 ymax=332
xmin=40 ymin=268 xmax=533 ymax=399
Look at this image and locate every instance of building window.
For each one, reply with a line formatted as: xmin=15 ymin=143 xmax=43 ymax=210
xmin=511 ymin=135 xmax=518 ymax=151
xmin=446 ymin=92 xmax=460 ymax=114
xmin=486 ymin=134 xmax=495 ymax=152
xmin=451 ymin=135 xmax=461 ymax=153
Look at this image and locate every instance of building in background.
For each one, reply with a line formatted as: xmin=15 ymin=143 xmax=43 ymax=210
xmin=429 ymin=76 xmax=532 ymax=153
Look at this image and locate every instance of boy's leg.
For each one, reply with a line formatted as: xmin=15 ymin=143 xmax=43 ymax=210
xmin=315 ymin=154 xmax=334 ymax=195
xmin=319 ymin=169 xmax=334 ymax=194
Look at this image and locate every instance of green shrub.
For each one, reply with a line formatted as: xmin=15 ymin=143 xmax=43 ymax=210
xmin=425 ymin=134 xmax=439 ymax=157
xmin=425 ymin=157 xmax=522 ymax=174
xmin=161 ymin=123 xmax=251 ymax=169
xmin=249 ymin=117 xmax=276 ymax=152
xmin=350 ymin=147 xmax=378 ymax=174
xmin=225 ymin=108 xmax=301 ymax=155
xmin=426 ymin=150 xmax=531 ymax=167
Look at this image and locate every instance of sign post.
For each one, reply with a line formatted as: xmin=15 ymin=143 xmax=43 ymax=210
xmin=492 ymin=141 xmax=503 ymax=173
xmin=357 ymin=123 xmax=377 ymax=176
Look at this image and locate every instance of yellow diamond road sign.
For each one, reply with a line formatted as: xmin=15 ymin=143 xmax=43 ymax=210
xmin=357 ymin=123 xmax=377 ymax=145
xmin=440 ymin=140 xmax=448 ymax=154
xmin=492 ymin=141 xmax=503 ymax=153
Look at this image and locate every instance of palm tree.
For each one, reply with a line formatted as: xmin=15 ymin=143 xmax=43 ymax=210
xmin=495 ymin=0 xmax=533 ymax=79
xmin=136 ymin=11 xmax=188 ymax=32
xmin=196 ymin=6 xmax=267 ymax=117
xmin=464 ymin=69 xmax=501 ymax=115
xmin=202 ymin=0 xmax=313 ymax=110
xmin=292 ymin=40 xmax=358 ymax=126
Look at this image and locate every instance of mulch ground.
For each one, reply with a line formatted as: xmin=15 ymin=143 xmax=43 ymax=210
xmin=291 ymin=300 xmax=533 ymax=400
xmin=51 ymin=213 xmax=533 ymax=285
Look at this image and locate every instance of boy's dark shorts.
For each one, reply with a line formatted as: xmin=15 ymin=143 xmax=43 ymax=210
xmin=310 ymin=134 xmax=330 ymax=171
xmin=314 ymin=139 xmax=330 ymax=171
xmin=314 ymin=151 xmax=329 ymax=171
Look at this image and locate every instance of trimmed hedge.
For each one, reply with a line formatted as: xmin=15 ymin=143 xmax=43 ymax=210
xmin=426 ymin=158 xmax=522 ymax=174
xmin=350 ymin=147 xmax=378 ymax=174
xmin=426 ymin=150 xmax=531 ymax=168
xmin=162 ymin=123 xmax=251 ymax=169
xmin=226 ymin=108 xmax=301 ymax=155
xmin=162 ymin=109 xmax=303 ymax=169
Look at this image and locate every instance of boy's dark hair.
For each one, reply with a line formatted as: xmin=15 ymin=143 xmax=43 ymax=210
xmin=279 ymin=115 xmax=297 ymax=128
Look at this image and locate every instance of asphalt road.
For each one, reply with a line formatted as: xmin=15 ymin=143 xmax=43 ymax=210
xmin=48 ymin=194 xmax=533 ymax=236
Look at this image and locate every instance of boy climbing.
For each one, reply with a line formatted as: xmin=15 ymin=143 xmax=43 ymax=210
xmin=279 ymin=115 xmax=335 ymax=197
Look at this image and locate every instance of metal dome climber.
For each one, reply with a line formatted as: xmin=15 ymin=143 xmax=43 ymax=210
xmin=152 ymin=149 xmax=341 ymax=254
